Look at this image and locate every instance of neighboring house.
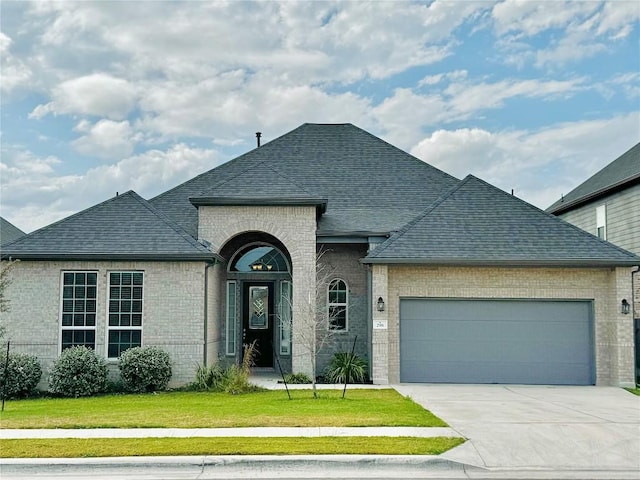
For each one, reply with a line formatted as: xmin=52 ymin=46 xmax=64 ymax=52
xmin=2 ymin=124 xmax=638 ymax=388
xmin=547 ymin=142 xmax=640 ymax=381
xmin=1 ymin=217 xmax=26 ymax=246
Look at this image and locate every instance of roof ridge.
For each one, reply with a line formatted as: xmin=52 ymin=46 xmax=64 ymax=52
xmin=369 ymin=176 xmax=471 ymax=258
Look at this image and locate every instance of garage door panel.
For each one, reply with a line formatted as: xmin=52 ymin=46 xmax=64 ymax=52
xmin=400 ymin=299 xmax=593 ymax=385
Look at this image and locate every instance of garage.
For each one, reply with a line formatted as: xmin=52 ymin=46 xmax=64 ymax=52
xmin=400 ymin=298 xmax=594 ymax=385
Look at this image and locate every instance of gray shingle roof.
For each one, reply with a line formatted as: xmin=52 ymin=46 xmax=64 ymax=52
xmin=0 ymin=217 xmax=25 ymax=246
xmin=1 ymin=191 xmax=217 ymax=261
xmin=190 ymin=161 xmax=327 ymax=212
xmin=548 ymin=142 xmax=640 ymax=214
xmin=150 ymin=123 xmax=460 ymax=236
xmin=364 ymin=175 xmax=640 ymax=266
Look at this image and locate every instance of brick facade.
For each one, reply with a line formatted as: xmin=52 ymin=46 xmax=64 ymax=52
xmin=1 ymin=260 xmax=207 ymax=388
xmin=370 ymin=265 xmax=634 ymax=386
xmin=198 ymin=205 xmax=317 ymax=375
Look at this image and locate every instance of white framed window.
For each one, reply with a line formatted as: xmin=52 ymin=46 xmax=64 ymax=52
xmin=60 ymin=271 xmax=98 ymax=351
xmin=596 ymin=204 xmax=606 ymax=240
xmin=107 ymin=271 xmax=143 ymax=358
xmin=226 ymin=281 xmax=237 ymax=356
xmin=280 ymin=280 xmax=292 ymax=355
xmin=328 ymin=279 xmax=348 ymax=331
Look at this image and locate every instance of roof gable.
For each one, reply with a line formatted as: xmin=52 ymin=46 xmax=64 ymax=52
xmin=150 ymin=123 xmax=459 ymax=236
xmin=548 ymin=142 xmax=640 ymax=214
xmin=365 ymin=175 xmax=640 ymax=266
xmin=1 ymin=191 xmax=216 ymax=261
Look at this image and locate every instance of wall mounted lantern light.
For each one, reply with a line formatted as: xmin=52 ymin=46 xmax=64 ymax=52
xmin=377 ymin=296 xmax=385 ymax=312
xmin=621 ymin=299 xmax=630 ymax=315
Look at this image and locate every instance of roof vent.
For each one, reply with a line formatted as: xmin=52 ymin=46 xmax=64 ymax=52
xmin=256 ymin=132 xmax=262 ymax=147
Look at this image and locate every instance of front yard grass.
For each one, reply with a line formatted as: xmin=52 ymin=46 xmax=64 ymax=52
xmin=625 ymin=387 xmax=640 ymax=396
xmin=0 ymin=436 xmax=465 ymax=458
xmin=0 ymin=389 xmax=446 ymax=429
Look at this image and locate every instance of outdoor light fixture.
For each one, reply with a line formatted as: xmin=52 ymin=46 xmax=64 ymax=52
xmin=621 ymin=299 xmax=630 ymax=315
xmin=377 ymin=296 xmax=385 ymax=312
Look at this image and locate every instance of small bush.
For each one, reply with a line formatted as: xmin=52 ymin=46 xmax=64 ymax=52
xmin=190 ymin=342 xmax=262 ymax=394
xmin=118 ymin=346 xmax=172 ymax=393
xmin=0 ymin=353 xmax=42 ymax=399
xmin=283 ymin=372 xmax=312 ymax=384
xmin=49 ymin=346 xmax=107 ymax=397
xmin=324 ymin=352 xmax=368 ymax=384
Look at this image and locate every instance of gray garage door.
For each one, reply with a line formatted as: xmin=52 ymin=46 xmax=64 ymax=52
xmin=400 ymin=299 xmax=594 ymax=385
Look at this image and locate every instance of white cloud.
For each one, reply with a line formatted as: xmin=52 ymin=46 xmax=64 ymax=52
xmin=410 ymin=112 xmax=640 ymax=209
xmin=0 ymin=32 xmax=33 ymax=94
xmin=72 ymin=119 xmax=137 ymax=159
xmin=0 ymin=144 xmax=222 ymax=232
xmin=29 ymin=73 xmax=137 ymax=120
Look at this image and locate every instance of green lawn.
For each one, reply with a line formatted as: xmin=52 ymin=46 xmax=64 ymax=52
xmin=0 ymin=436 xmax=465 ymax=458
xmin=625 ymin=387 xmax=640 ymax=396
xmin=0 ymin=389 xmax=447 ymax=429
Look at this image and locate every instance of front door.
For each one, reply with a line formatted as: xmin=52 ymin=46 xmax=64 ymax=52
xmin=242 ymin=282 xmax=274 ymax=368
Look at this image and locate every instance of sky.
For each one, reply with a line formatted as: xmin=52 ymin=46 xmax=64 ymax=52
xmin=1 ymin=0 xmax=639 ymax=234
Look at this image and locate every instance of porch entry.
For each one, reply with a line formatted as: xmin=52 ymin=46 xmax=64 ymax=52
xmin=243 ymin=281 xmax=275 ymax=367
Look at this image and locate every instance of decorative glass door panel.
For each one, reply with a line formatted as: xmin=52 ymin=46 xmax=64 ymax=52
xmin=249 ymin=286 xmax=269 ymax=330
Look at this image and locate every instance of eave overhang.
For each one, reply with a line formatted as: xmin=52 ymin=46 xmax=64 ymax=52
xmin=548 ymin=174 xmax=640 ymax=215
xmin=189 ymin=196 xmax=328 ymax=214
xmin=361 ymin=257 xmax=640 ymax=267
xmin=0 ymin=252 xmax=221 ymax=262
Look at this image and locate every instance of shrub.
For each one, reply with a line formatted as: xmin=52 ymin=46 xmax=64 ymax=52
xmin=190 ymin=342 xmax=262 ymax=394
xmin=283 ymin=372 xmax=312 ymax=384
xmin=118 ymin=346 xmax=172 ymax=393
xmin=324 ymin=352 xmax=368 ymax=384
xmin=49 ymin=346 xmax=108 ymax=397
xmin=0 ymin=353 xmax=42 ymax=399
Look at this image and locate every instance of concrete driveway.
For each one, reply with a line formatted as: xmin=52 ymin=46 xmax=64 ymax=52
xmin=394 ymin=384 xmax=640 ymax=472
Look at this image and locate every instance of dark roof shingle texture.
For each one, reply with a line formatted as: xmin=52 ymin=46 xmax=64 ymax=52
xmin=0 ymin=217 xmax=25 ymax=246
xmin=365 ymin=175 xmax=640 ymax=266
xmin=2 ymin=191 xmax=215 ymax=260
xmin=151 ymin=123 xmax=460 ymax=236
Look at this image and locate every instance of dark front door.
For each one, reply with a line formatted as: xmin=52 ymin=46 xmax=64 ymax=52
xmin=242 ymin=282 xmax=274 ymax=368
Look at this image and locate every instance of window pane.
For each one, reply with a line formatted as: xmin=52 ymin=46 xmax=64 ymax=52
xmin=133 ymin=287 xmax=143 ymax=299
xmin=74 ymin=286 xmax=85 ymax=298
xmin=108 ymin=272 xmax=143 ymax=358
xmin=87 ymin=286 xmax=97 ymax=299
xmin=132 ymin=314 xmax=142 ymax=326
xmin=110 ymin=287 xmax=120 ymax=299
xmin=63 ymin=273 xmax=74 ymax=285
xmin=62 ymin=300 xmax=73 ymax=313
xmin=121 ymin=314 xmax=131 ymax=326
xmin=63 ymin=286 xmax=73 ymax=299
xmin=75 ymin=272 xmax=85 ymax=284
xmin=121 ymin=273 xmax=132 ymax=285
xmin=87 ymin=273 xmax=97 ymax=285
xmin=110 ymin=273 xmax=120 ymax=285
xmin=62 ymin=314 xmax=72 ymax=326
xmin=74 ymin=314 xmax=84 ymax=326
xmin=74 ymin=300 xmax=85 ymax=312
xmin=132 ymin=301 xmax=142 ymax=313
xmin=86 ymin=300 xmax=96 ymax=313
xmin=109 ymin=300 xmax=119 ymax=312
xmin=109 ymin=314 xmax=119 ymax=326
xmin=86 ymin=314 xmax=96 ymax=327
xmin=133 ymin=273 xmax=143 ymax=285
xmin=121 ymin=287 xmax=132 ymax=299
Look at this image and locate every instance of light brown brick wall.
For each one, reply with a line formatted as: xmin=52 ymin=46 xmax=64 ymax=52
xmin=0 ymin=260 xmax=207 ymax=388
xmin=198 ymin=205 xmax=317 ymax=375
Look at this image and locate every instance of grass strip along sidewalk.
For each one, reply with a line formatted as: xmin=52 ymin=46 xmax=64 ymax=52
xmin=0 ymin=389 xmax=464 ymax=457
xmin=1 ymin=437 xmax=465 ymax=458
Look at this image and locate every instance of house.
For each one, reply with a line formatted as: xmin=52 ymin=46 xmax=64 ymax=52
xmin=547 ymin=142 xmax=640 ymax=381
xmin=1 ymin=217 xmax=25 ymax=246
xmin=1 ymin=124 xmax=638 ymax=387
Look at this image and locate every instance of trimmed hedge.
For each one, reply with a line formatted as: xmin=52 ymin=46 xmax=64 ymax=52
xmin=48 ymin=346 xmax=108 ymax=397
xmin=118 ymin=346 xmax=172 ymax=392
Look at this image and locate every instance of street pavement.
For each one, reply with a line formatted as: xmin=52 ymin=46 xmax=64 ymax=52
xmin=2 ymin=384 xmax=639 ymax=479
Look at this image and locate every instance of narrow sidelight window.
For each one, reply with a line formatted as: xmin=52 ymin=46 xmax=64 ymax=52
xmin=596 ymin=205 xmax=606 ymax=240
xmin=226 ymin=281 xmax=237 ymax=356
xmin=280 ymin=280 xmax=292 ymax=355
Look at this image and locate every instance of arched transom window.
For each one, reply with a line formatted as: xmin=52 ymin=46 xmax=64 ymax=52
xmin=328 ymin=279 xmax=348 ymax=331
xmin=230 ymin=244 xmax=290 ymax=272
